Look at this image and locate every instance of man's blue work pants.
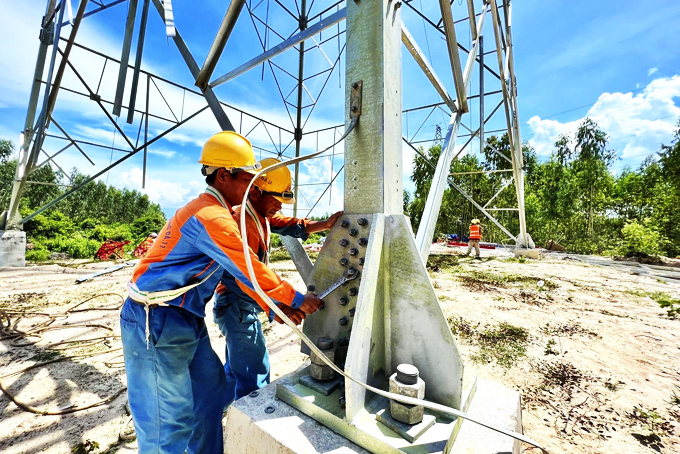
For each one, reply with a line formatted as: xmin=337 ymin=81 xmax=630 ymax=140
xmin=212 ymin=291 xmax=270 ymax=407
xmin=120 ymin=299 xmax=228 ymax=454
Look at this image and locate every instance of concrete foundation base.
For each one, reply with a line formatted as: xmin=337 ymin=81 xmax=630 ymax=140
xmin=224 ymin=371 xmax=523 ymax=454
xmin=514 ymin=248 xmax=540 ymax=260
xmin=0 ymin=230 xmax=26 ymax=267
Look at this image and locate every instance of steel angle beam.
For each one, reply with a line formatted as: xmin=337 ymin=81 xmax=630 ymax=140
xmin=439 ymin=0 xmax=467 ymax=113
xmin=280 ymin=236 xmax=314 ymax=285
xmin=414 ymin=5 xmax=488 ymax=260
xmin=195 ymin=0 xmax=246 ymax=90
xmin=20 ymin=104 xmax=209 ymax=225
xmin=401 ymin=24 xmax=456 ymax=112
xmin=127 ymin=0 xmax=150 ymax=124
xmin=210 ymin=8 xmax=346 ymax=88
xmin=113 ymin=0 xmax=138 ymax=116
xmin=150 ymin=0 xmax=235 ymax=131
xmin=44 ymin=0 xmax=90 ymax=131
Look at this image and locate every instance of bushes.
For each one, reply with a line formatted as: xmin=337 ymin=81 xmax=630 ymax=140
xmin=617 ymin=219 xmax=661 ymax=258
xmin=23 ymin=209 xmax=164 ymax=261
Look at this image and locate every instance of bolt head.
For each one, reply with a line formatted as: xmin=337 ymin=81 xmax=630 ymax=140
xmin=341 ymin=220 xmax=350 ymax=228
xmin=349 ymin=248 xmax=359 ymax=256
xmin=349 ymin=287 xmax=358 ymax=297
xmin=352 ymin=82 xmax=359 ymax=89
xmin=396 ymin=364 xmax=419 ymax=384
xmin=358 ymin=238 xmax=368 ymax=247
xmin=339 ymin=258 xmax=349 ymax=266
xmin=316 ymin=336 xmax=334 ymax=350
xmin=339 ymin=239 xmax=349 ymax=247
xmin=338 ymin=316 xmax=349 ymax=326
xmin=357 ymin=218 xmax=368 ymax=226
xmin=339 ymin=296 xmax=349 ymax=306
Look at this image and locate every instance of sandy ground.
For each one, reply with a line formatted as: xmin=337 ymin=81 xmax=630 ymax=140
xmin=0 ymin=250 xmax=678 ymax=454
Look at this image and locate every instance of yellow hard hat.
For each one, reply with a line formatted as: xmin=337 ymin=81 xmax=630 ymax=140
xmin=254 ymin=158 xmax=295 ymax=204
xmin=471 ymin=219 xmax=480 ymax=224
xmin=198 ymin=131 xmax=260 ymax=175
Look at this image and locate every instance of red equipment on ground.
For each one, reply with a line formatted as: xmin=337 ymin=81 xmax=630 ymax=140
xmin=94 ymin=239 xmax=131 ymax=261
xmin=447 ymin=241 xmax=496 ymax=250
xmin=133 ymin=234 xmax=158 ymax=258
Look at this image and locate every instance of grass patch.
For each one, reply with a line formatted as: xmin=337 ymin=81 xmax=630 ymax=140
xmin=625 ymin=290 xmax=680 ymax=318
xmin=603 ymin=378 xmax=624 ymax=392
xmin=269 ymin=248 xmax=291 ymax=262
xmin=503 ymin=255 xmax=527 ymax=264
xmin=458 ymin=270 xmax=558 ymax=290
xmin=544 ymin=339 xmax=560 ymax=356
xmin=71 ymin=440 xmax=100 ymax=454
xmin=32 ymin=350 xmax=62 ymax=362
xmin=447 ymin=317 xmax=529 ymax=368
xmin=600 ymin=309 xmax=632 ymax=319
xmin=626 ymin=405 xmax=675 ymax=436
xmin=426 ymin=255 xmax=461 ymax=272
xmin=541 ymin=321 xmax=599 ymax=338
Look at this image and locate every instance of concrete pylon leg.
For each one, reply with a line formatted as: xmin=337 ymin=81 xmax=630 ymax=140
xmin=0 ymin=231 xmax=26 ymax=267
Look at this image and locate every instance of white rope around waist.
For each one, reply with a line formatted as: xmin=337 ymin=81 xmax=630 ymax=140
xmin=127 ymin=267 xmax=218 ymax=348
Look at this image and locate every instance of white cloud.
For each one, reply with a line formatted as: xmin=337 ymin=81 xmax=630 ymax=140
xmin=148 ymin=148 xmax=177 ymax=158
xmin=648 ymin=67 xmax=658 ymax=76
xmin=118 ymin=167 xmax=203 ymax=208
xmin=527 ymin=75 xmax=680 ymax=159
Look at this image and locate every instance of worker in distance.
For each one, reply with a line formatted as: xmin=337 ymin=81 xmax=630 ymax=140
xmin=466 ymin=218 xmax=483 ymax=259
xmin=120 ymin=132 xmax=324 ymax=454
xmin=213 ymin=157 xmax=343 ymax=407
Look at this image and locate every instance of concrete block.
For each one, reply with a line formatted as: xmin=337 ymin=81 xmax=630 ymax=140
xmin=223 ymin=376 xmax=369 ymax=454
xmin=514 ymin=248 xmax=540 ymax=260
xmin=0 ymin=230 xmax=26 ymax=267
xmin=445 ymin=377 xmax=523 ymax=454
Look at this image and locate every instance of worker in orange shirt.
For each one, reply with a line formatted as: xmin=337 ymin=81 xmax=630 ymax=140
xmin=213 ymin=158 xmax=342 ymax=406
xmin=121 ymin=134 xmax=323 ymax=454
xmin=466 ymin=218 xmax=482 ymax=259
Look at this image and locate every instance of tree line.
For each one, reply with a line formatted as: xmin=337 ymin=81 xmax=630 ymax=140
xmin=0 ymin=140 xmax=166 ymax=260
xmin=406 ymin=119 xmax=680 ymax=258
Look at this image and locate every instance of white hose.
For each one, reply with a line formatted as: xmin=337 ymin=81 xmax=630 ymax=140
xmin=237 ymin=118 xmax=541 ymax=449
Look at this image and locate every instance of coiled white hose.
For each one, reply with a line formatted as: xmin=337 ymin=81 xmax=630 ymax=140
xmin=238 ymin=117 xmax=541 ymax=449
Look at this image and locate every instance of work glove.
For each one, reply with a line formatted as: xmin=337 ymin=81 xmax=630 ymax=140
xmin=275 ymin=304 xmax=306 ymax=325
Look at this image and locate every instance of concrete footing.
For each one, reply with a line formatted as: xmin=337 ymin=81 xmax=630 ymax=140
xmin=223 ymin=374 xmax=369 ymax=454
xmin=0 ymin=230 xmax=26 ymax=267
xmin=223 ymin=372 xmax=522 ymax=454
xmin=514 ymin=248 xmax=541 ymax=259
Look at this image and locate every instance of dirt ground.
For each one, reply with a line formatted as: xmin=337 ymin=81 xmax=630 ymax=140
xmin=0 ymin=250 xmax=678 ymax=454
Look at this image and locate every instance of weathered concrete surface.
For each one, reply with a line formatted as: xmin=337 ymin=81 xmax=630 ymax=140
xmin=224 ymin=376 xmax=369 ymax=454
xmin=514 ymin=248 xmax=541 ymax=259
xmin=446 ymin=378 xmax=522 ymax=454
xmin=228 ymin=372 xmax=524 ymax=453
xmin=0 ymin=230 xmax=26 ymax=267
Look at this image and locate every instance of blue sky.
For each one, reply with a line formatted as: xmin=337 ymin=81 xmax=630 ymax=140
xmin=1 ymin=0 xmax=679 ymax=219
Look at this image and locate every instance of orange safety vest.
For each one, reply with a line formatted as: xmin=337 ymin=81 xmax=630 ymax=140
xmin=469 ymin=224 xmax=482 ymax=240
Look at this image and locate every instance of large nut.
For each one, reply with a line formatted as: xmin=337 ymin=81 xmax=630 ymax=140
xmin=310 ymin=348 xmax=335 ymax=365
xmin=389 ymin=364 xmax=426 ymax=425
xmin=310 ymin=363 xmax=335 ymax=381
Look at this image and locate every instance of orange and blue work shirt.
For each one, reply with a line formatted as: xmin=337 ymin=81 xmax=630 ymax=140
xmin=130 ymin=187 xmax=305 ymax=317
xmin=216 ymin=203 xmax=311 ymax=314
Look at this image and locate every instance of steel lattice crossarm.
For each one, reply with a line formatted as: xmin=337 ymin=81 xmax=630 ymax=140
xmin=3 ymin=0 xmax=530 ymax=262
